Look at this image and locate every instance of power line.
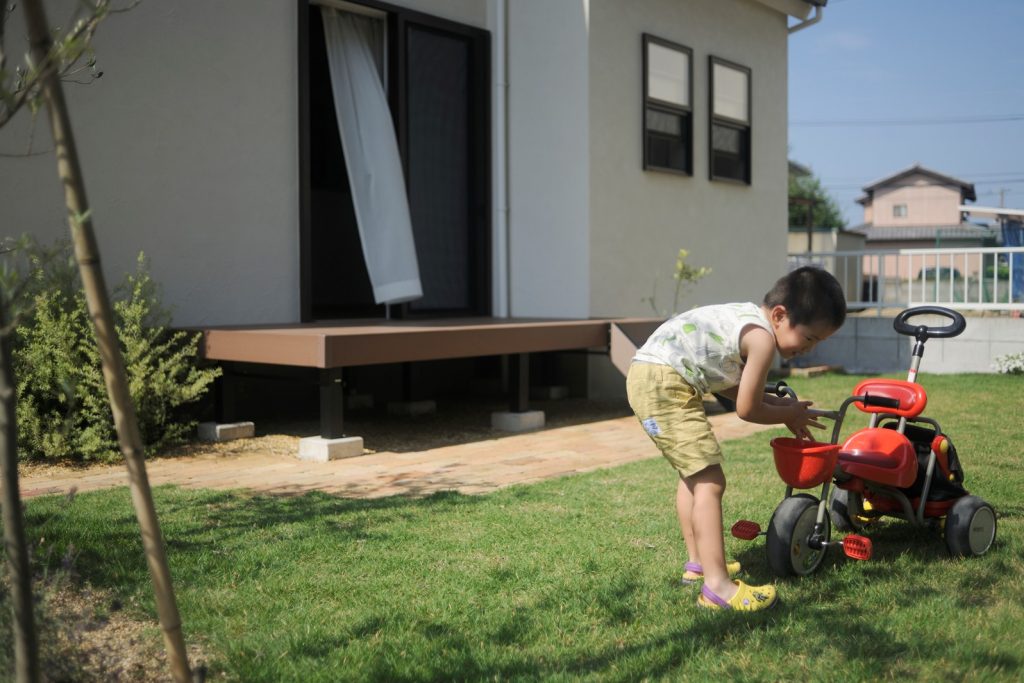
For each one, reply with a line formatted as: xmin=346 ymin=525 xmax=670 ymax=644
xmin=790 ymin=114 xmax=1024 ymax=127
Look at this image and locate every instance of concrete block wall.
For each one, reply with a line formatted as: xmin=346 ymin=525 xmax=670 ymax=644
xmin=798 ymin=316 xmax=1024 ymax=375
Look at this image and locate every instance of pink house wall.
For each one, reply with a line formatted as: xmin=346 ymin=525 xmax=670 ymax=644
xmin=866 ymin=173 xmax=963 ymax=227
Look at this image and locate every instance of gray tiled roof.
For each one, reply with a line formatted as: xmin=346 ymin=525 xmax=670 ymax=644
xmin=848 ymin=222 xmax=995 ymax=242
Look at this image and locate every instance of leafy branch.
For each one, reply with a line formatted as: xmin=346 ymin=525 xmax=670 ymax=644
xmin=0 ymin=0 xmax=137 ymax=135
xmin=643 ymin=248 xmax=712 ymax=317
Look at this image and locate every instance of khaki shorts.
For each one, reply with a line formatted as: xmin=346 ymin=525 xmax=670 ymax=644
xmin=626 ymin=362 xmax=723 ymax=478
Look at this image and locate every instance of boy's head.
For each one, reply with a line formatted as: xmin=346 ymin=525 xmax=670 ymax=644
xmin=762 ymin=267 xmax=846 ymax=359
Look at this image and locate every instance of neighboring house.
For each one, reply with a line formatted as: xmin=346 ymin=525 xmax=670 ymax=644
xmin=1 ymin=0 xmax=825 ymax=396
xmin=850 ymin=164 xmax=993 ymax=250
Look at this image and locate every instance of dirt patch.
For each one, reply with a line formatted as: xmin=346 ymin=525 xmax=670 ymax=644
xmin=3 ymin=573 xmax=209 ymax=682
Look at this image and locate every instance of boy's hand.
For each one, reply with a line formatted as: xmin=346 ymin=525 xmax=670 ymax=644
xmin=784 ymin=400 xmax=825 ymax=440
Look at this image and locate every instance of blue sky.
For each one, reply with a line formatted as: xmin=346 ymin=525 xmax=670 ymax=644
xmin=788 ymin=0 xmax=1024 ymax=226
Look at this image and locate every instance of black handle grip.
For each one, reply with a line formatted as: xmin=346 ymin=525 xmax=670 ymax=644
xmin=765 ymin=380 xmax=790 ymax=397
xmin=893 ymin=306 xmax=966 ymax=342
xmin=860 ymin=393 xmax=900 ymax=409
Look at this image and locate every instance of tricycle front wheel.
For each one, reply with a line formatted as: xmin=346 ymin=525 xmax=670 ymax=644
xmin=767 ymin=495 xmax=831 ymax=577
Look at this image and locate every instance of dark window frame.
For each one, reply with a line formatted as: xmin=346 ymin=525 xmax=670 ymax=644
xmin=642 ymin=34 xmax=693 ymax=176
xmin=708 ymin=55 xmax=751 ymax=185
xmin=298 ymin=0 xmax=491 ymax=322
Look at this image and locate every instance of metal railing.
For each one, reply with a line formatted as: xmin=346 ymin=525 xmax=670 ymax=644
xmin=788 ymin=246 xmax=1024 ymax=314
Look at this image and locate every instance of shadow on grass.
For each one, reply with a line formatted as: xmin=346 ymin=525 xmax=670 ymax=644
xmin=23 ymin=486 xmax=486 ymax=593
xmin=22 ymin=483 xmax=1020 ymax=682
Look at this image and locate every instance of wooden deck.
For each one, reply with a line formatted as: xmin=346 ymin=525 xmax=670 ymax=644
xmin=200 ymin=317 xmax=662 ymax=439
xmin=202 ymin=317 xmax=618 ymax=368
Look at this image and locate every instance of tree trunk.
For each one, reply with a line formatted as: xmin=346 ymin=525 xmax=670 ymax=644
xmin=0 ymin=300 xmax=38 ymax=683
xmin=20 ymin=2 xmax=192 ymax=681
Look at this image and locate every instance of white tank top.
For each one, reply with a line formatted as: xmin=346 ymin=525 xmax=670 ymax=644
xmin=632 ymin=302 xmax=775 ymax=393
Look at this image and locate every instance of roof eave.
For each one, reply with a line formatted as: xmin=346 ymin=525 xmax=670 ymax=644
xmin=751 ymin=0 xmax=820 ymax=20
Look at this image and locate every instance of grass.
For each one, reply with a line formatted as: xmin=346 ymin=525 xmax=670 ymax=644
xmin=9 ymin=373 xmax=1024 ymax=681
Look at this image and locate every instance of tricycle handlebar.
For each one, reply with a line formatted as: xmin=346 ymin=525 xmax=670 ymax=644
xmin=893 ymin=306 xmax=966 ymax=342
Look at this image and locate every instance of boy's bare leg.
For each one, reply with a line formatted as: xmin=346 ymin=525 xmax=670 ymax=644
xmin=676 ymin=478 xmax=699 ymax=565
xmin=684 ymin=465 xmax=737 ymax=600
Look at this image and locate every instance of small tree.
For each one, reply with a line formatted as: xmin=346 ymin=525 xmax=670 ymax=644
xmin=2 ymin=1 xmax=194 ymax=681
xmin=644 ymin=248 xmax=712 ymax=318
xmin=788 ymin=163 xmax=846 ymax=230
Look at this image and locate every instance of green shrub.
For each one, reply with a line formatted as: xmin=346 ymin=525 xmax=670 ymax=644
xmin=6 ymin=238 xmax=220 ymax=462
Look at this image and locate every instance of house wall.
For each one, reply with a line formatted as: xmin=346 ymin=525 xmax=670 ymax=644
xmin=587 ymin=0 xmax=791 ymax=320
xmin=871 ymin=174 xmax=963 ymax=227
xmin=2 ymin=0 xmax=791 ymax=334
xmin=505 ymin=0 xmax=590 ymax=318
xmin=1 ymin=0 xmax=302 ymax=326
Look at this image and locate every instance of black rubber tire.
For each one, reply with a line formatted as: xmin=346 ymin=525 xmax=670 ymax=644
xmin=766 ymin=495 xmax=830 ymax=577
xmin=828 ymin=487 xmax=865 ymax=532
xmin=944 ymin=495 xmax=997 ymax=557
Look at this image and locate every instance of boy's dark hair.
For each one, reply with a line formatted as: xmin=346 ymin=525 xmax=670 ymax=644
xmin=763 ymin=266 xmax=846 ymax=329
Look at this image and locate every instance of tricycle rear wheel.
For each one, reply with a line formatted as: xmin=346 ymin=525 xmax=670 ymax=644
xmin=945 ymin=495 xmax=996 ymax=557
xmin=828 ymin=487 xmax=865 ymax=532
xmin=766 ymin=495 xmax=830 ymax=577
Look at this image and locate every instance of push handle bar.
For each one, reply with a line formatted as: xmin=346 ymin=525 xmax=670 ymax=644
xmin=858 ymin=393 xmax=900 ymax=409
xmin=893 ymin=306 xmax=966 ymax=342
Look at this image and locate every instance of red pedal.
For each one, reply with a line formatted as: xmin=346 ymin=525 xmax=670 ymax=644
xmin=842 ymin=534 xmax=873 ymax=561
xmin=731 ymin=520 xmax=762 ymax=540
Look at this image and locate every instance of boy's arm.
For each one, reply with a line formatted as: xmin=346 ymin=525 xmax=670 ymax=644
xmin=734 ymin=327 xmax=823 ymax=439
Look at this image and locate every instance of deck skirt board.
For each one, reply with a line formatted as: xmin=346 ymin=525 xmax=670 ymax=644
xmin=200 ymin=317 xmax=650 ymax=369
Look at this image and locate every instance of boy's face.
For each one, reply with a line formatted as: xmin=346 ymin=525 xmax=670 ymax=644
xmin=768 ymin=306 xmax=836 ymax=360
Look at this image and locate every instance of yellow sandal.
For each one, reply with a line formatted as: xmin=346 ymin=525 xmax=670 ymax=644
xmin=697 ymin=580 xmax=777 ymax=612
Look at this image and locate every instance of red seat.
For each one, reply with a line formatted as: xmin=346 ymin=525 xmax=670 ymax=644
xmin=852 ymin=379 xmax=927 ymax=418
xmin=838 ymin=428 xmax=918 ymax=488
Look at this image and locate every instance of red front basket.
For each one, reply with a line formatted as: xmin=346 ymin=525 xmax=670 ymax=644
xmin=771 ymin=437 xmax=840 ymax=488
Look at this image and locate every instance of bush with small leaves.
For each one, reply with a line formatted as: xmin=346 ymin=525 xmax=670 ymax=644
xmin=7 ymin=239 xmax=220 ymax=462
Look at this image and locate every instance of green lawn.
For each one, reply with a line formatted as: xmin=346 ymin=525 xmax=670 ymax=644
xmin=10 ymin=373 xmax=1024 ymax=681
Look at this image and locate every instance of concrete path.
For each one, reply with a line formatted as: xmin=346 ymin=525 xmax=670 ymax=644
xmin=19 ymin=412 xmax=772 ymax=500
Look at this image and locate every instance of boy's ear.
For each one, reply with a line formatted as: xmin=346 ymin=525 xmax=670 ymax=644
xmin=768 ymin=305 xmax=789 ymax=326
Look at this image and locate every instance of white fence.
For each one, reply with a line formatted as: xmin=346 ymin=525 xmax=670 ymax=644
xmin=789 ymin=247 xmax=1024 ymax=314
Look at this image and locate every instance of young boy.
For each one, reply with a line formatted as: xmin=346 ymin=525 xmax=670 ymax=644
xmin=626 ymin=267 xmax=846 ymax=612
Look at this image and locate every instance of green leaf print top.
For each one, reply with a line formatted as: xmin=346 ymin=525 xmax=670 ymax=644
xmin=632 ymin=302 xmax=775 ymax=394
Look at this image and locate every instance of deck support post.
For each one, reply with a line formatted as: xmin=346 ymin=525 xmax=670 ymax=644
xmin=215 ymin=365 xmax=240 ymax=422
xmin=510 ymin=353 xmax=529 ymax=412
xmin=320 ymin=367 xmax=345 ymax=439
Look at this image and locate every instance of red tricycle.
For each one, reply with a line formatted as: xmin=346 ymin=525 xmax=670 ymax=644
xmin=732 ymin=305 xmax=997 ymax=577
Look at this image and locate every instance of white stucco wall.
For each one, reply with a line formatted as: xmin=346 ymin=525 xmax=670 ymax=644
xmin=588 ymin=0 xmax=791 ymax=318
xmin=505 ymin=0 xmax=590 ymax=318
xmin=1 ymin=0 xmax=300 ymax=326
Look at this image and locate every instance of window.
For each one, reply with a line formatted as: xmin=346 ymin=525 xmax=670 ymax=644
xmin=709 ymin=57 xmax=751 ymax=183
xmin=643 ymin=35 xmax=692 ymax=174
xmin=893 ymin=203 xmax=908 ymax=217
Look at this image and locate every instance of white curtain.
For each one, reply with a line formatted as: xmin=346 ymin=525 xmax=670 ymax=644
xmin=321 ymin=8 xmax=422 ymax=305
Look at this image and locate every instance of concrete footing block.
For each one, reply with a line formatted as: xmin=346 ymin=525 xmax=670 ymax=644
xmin=491 ymin=410 xmax=545 ymax=432
xmin=387 ymin=400 xmax=437 ymax=416
xmin=198 ymin=421 xmax=255 ymax=442
xmin=298 ymin=436 xmax=365 ymax=462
